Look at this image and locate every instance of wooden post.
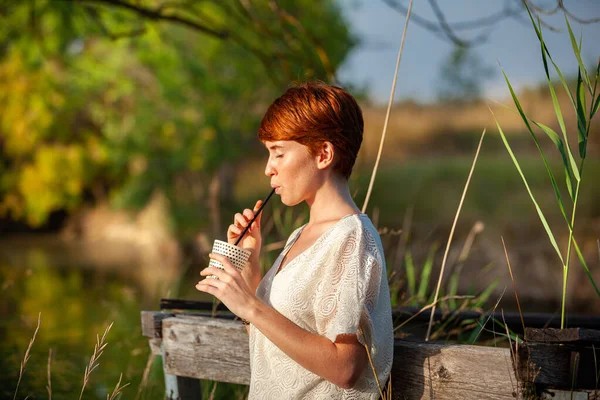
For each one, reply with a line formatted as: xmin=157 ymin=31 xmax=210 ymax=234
xmin=517 ymin=327 xmax=600 ymax=396
xmin=163 ymin=343 xmax=202 ymax=400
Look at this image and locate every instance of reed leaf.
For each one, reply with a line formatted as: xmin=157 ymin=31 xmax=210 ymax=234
xmin=532 ymin=121 xmax=576 ymax=206
xmin=404 ymin=251 xmax=416 ymax=299
xmin=537 ymin=26 xmax=580 ymax=185
xmin=417 ymin=243 xmax=438 ymax=300
xmin=473 ymin=280 xmax=499 ymax=309
xmin=447 ymin=271 xmax=460 ymax=309
xmin=501 ymin=71 xmax=570 ymax=226
xmin=592 ymin=58 xmax=600 ymax=118
xmin=526 ymin=9 xmax=575 ymax=108
xmin=572 ymin=237 xmax=600 ymax=297
xmin=467 ymin=314 xmax=488 ymax=345
xmin=467 ymin=287 xmax=505 ymax=345
xmin=576 ymin=70 xmax=588 ymax=158
xmin=592 ymin=93 xmax=600 ymax=119
xmin=491 ymin=111 xmax=565 ymax=265
xmin=493 ymin=98 xmax=579 ymax=202
xmin=491 ymin=317 xmax=521 ymax=343
xmin=565 ymin=16 xmax=592 ymax=93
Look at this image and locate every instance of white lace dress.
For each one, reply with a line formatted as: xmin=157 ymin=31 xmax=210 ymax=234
xmin=248 ymin=214 xmax=394 ymax=399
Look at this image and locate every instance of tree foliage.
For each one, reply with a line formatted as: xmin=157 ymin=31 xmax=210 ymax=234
xmin=0 ymin=0 xmax=355 ymax=231
xmin=436 ymin=45 xmax=494 ymax=103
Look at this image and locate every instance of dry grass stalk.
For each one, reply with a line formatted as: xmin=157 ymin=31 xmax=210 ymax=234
xmin=13 ymin=312 xmax=41 ymax=400
xmin=501 ymin=237 xmax=526 ymax=338
xmin=470 ymin=287 xmax=506 ymax=344
xmin=361 ymin=0 xmax=414 ymax=213
xmin=208 ymin=381 xmax=218 ymax=400
xmin=456 ymin=221 xmax=484 ymax=265
xmin=393 ymin=294 xmax=474 ymax=332
xmin=47 ymin=348 xmax=52 ymax=400
xmin=107 ymin=373 xmax=130 ymax=400
xmin=502 ymin=309 xmax=520 ymax=398
xmin=425 ymin=128 xmax=486 ymax=341
xmin=78 ymin=322 xmax=114 ymax=400
xmin=135 ymin=352 xmax=156 ymax=400
xmin=358 ymin=326 xmax=386 ymax=400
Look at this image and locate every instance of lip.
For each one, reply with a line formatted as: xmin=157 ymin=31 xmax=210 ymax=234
xmin=270 ymin=184 xmax=281 ymax=193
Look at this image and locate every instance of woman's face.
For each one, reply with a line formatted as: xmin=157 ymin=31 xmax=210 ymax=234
xmin=264 ymin=140 xmax=321 ymax=206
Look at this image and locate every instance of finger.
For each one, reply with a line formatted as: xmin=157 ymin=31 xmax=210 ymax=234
xmin=209 ymin=253 xmax=239 ymax=276
xmin=243 ymin=208 xmax=254 ymax=221
xmin=228 ymin=223 xmax=242 ymax=236
xmin=195 ymin=280 xmax=220 ymax=296
xmin=200 ymin=266 xmax=231 ymax=282
xmin=234 ymin=213 xmax=248 ymax=228
xmin=252 ymin=200 xmax=263 ymax=229
xmin=243 ymin=208 xmax=257 ymax=233
xmin=197 ymin=275 xmax=226 ymax=288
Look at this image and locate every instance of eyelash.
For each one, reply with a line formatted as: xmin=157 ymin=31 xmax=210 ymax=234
xmin=275 ymin=154 xmax=283 ymax=159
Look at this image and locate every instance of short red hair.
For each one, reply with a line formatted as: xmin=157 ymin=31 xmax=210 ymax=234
xmin=258 ymin=81 xmax=364 ymax=179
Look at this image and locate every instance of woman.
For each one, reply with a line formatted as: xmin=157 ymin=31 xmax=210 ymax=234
xmin=196 ymin=82 xmax=394 ymax=399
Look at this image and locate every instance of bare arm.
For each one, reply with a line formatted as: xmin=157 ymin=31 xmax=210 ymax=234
xmin=247 ymin=295 xmax=368 ymax=388
xmin=196 ymin=253 xmax=368 ymax=389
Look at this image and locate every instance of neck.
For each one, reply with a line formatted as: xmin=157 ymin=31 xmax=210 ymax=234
xmin=306 ymin=174 xmax=361 ymax=225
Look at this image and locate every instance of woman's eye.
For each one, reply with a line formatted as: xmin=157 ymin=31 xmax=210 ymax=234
xmin=275 ymin=154 xmax=283 ymax=159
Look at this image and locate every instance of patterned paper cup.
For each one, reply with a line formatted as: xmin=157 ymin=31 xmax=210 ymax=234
xmin=208 ymin=240 xmax=251 ymax=278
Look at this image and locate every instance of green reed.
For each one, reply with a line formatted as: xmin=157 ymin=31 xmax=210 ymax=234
xmin=492 ymin=5 xmax=600 ymax=328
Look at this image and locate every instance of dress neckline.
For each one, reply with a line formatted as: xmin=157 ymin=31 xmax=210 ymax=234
xmin=274 ymin=213 xmax=367 ymax=277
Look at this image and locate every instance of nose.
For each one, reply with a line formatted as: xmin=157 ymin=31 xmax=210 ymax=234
xmin=264 ymin=158 xmax=275 ymax=177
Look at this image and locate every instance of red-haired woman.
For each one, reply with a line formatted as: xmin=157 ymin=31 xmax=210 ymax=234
xmin=196 ymin=82 xmax=394 ymax=399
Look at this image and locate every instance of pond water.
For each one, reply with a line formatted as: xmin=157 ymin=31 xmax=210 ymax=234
xmin=0 ymin=235 xmax=213 ymax=400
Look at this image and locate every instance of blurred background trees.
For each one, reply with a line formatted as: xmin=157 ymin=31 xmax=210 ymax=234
xmin=0 ymin=0 xmax=355 ymax=237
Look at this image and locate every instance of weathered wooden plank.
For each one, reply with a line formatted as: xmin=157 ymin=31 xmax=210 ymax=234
xmin=142 ymin=311 xmax=236 ymax=338
xmin=156 ymin=301 xmax=600 ymax=331
xmin=142 ymin=311 xmax=176 ymax=338
xmin=526 ymin=328 xmax=600 ymax=344
xmin=392 ymin=340 xmax=518 ymax=399
xmin=159 ymin=315 xmax=520 ymax=399
xmin=162 ymin=315 xmax=251 ymax=385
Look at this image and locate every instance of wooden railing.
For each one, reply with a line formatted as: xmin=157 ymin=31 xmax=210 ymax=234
xmin=141 ymin=302 xmax=600 ymax=399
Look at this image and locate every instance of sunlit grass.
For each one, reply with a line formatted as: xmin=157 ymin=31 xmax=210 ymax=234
xmin=493 ymin=4 xmax=600 ymax=328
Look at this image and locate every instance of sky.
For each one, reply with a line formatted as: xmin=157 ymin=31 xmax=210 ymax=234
xmin=338 ymin=0 xmax=600 ymax=104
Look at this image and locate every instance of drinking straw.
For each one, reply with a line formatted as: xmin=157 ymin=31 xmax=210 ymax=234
xmin=234 ymin=188 xmax=276 ymax=246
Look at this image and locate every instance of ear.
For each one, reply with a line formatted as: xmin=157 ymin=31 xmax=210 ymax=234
xmin=315 ymin=141 xmax=335 ymax=170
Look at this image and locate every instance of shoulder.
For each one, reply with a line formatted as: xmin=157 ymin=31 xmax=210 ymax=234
xmin=334 ymin=214 xmax=378 ymax=239
xmin=331 ymin=214 xmax=383 ymax=258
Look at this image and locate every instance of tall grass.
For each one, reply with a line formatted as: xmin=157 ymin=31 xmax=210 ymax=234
xmin=13 ymin=312 xmax=41 ymax=400
xmin=79 ymin=322 xmax=114 ymax=400
xmin=425 ymin=129 xmax=486 ymax=341
xmin=492 ymin=4 xmax=600 ymax=328
xmin=361 ymin=0 xmax=413 ymax=213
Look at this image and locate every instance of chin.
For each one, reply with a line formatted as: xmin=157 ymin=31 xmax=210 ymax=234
xmin=280 ymin=194 xmax=302 ymax=207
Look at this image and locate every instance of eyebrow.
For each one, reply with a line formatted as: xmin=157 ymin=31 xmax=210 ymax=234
xmin=267 ymin=144 xmax=284 ymax=150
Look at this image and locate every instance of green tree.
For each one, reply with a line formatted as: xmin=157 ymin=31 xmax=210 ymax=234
xmin=0 ymin=0 xmax=356 ymax=236
xmin=436 ymin=45 xmax=494 ymax=103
